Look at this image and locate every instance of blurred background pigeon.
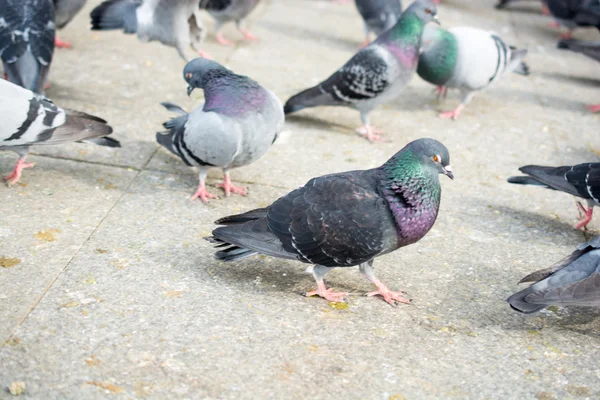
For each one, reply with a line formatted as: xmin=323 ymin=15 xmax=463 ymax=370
xmin=558 ymin=39 xmax=600 ymax=112
xmin=545 ymin=0 xmax=600 ymax=39
xmin=354 ymin=0 xmax=403 ymax=47
xmin=199 ymin=0 xmax=261 ymax=46
xmin=53 ymin=0 xmax=87 ymax=48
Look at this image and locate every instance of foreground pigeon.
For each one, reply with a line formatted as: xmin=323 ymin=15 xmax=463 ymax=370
xmin=508 ymin=236 xmax=600 ymax=313
xmin=354 ymin=0 xmax=402 ymax=47
xmin=508 ymin=163 xmax=600 ymax=229
xmin=90 ymin=0 xmax=208 ymax=61
xmin=0 ymin=0 xmax=55 ymax=94
xmin=199 ymin=0 xmax=260 ymax=46
xmin=208 ymin=138 xmax=453 ymax=304
xmin=283 ymin=0 xmax=439 ymax=142
xmin=53 ymin=0 xmax=87 ymax=48
xmin=156 ymin=58 xmax=284 ymax=203
xmin=418 ymin=26 xmax=529 ymax=120
xmin=0 ymin=79 xmax=119 ymax=185
xmin=558 ymin=39 xmax=600 ymax=113
xmin=545 ymin=0 xmax=600 ymax=39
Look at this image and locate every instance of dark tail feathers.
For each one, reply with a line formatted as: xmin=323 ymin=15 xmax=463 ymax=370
xmin=82 ymin=136 xmax=121 ymax=148
xmin=206 ymin=235 xmax=258 ymax=262
xmin=507 ymin=287 xmax=547 ymax=314
xmin=90 ymin=0 xmax=141 ymax=33
xmin=283 ymin=85 xmax=331 ymax=115
xmin=507 ymin=175 xmax=550 ymax=188
xmin=161 ymin=102 xmax=187 ymax=116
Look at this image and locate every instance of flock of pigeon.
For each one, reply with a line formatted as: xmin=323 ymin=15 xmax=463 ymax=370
xmin=1 ymin=0 xmax=600 ymax=313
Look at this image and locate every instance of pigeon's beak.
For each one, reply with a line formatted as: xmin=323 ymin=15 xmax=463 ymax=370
xmin=432 ymin=15 xmax=441 ymax=25
xmin=187 ymin=86 xmax=195 ymax=96
xmin=443 ymin=165 xmax=454 ymax=180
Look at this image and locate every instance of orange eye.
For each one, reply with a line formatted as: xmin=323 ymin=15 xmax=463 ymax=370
xmin=185 ymin=73 xmax=192 ymax=79
xmin=432 ymin=155 xmax=441 ymax=163
xmin=425 ymin=8 xmax=431 ymax=14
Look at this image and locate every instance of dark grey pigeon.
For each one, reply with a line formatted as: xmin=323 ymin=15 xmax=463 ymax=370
xmin=199 ymin=0 xmax=260 ymax=45
xmin=0 ymin=0 xmax=55 ymax=94
xmin=283 ymin=0 xmax=439 ymax=142
xmin=156 ymin=58 xmax=284 ymax=203
xmin=508 ymin=163 xmax=600 ymax=229
xmin=90 ymin=0 xmax=209 ymax=60
xmin=207 ymin=138 xmax=453 ymax=305
xmin=508 ymin=236 xmax=600 ymax=313
xmin=0 ymin=79 xmax=119 ymax=185
xmin=558 ymin=39 xmax=600 ymax=112
xmin=354 ymin=0 xmax=402 ymax=46
xmin=53 ymin=0 xmax=87 ymax=48
xmin=545 ymin=0 xmax=600 ymax=38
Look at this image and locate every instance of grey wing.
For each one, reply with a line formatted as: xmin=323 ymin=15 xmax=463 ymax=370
xmin=54 ymin=0 xmax=87 ymax=29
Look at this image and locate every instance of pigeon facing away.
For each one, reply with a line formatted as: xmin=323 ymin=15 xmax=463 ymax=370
xmin=354 ymin=0 xmax=402 ymax=47
xmin=283 ymin=0 xmax=439 ymax=142
xmin=199 ymin=0 xmax=260 ymax=46
xmin=53 ymin=0 xmax=87 ymax=48
xmin=508 ymin=163 xmax=600 ymax=229
xmin=207 ymin=138 xmax=453 ymax=304
xmin=0 ymin=79 xmax=119 ymax=185
xmin=508 ymin=236 xmax=600 ymax=313
xmin=545 ymin=0 xmax=600 ymax=39
xmin=156 ymin=58 xmax=284 ymax=203
xmin=0 ymin=0 xmax=55 ymax=94
xmin=90 ymin=0 xmax=209 ymax=61
xmin=417 ymin=26 xmax=529 ymax=120
xmin=558 ymin=39 xmax=600 ymax=113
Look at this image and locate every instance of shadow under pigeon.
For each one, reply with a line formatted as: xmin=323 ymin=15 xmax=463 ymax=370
xmin=537 ymin=71 xmax=600 ymax=88
xmin=285 ymin=113 xmax=354 ymax=134
xmin=490 ymin=205 xmax=584 ymax=239
xmin=495 ymin=4 xmax=544 ymax=15
xmin=259 ymin=20 xmax=359 ymax=53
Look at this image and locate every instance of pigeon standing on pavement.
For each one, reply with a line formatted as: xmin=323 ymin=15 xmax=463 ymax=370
xmin=53 ymin=0 xmax=87 ymax=48
xmin=90 ymin=0 xmax=209 ymax=61
xmin=417 ymin=26 xmax=529 ymax=120
xmin=558 ymin=39 xmax=600 ymax=113
xmin=354 ymin=0 xmax=402 ymax=47
xmin=207 ymin=138 xmax=453 ymax=304
xmin=508 ymin=236 xmax=600 ymax=313
xmin=0 ymin=79 xmax=119 ymax=185
xmin=545 ymin=0 xmax=600 ymax=39
xmin=508 ymin=163 xmax=600 ymax=229
xmin=156 ymin=58 xmax=284 ymax=203
xmin=0 ymin=0 xmax=55 ymax=94
xmin=283 ymin=0 xmax=439 ymax=142
xmin=199 ymin=0 xmax=261 ymax=46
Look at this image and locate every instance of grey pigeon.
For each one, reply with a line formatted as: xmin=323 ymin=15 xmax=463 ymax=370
xmin=0 ymin=0 xmax=55 ymax=94
xmin=156 ymin=58 xmax=284 ymax=203
xmin=0 ymin=79 xmax=119 ymax=185
xmin=283 ymin=0 xmax=439 ymax=142
xmin=53 ymin=0 xmax=87 ymax=48
xmin=508 ymin=163 xmax=600 ymax=229
xmin=354 ymin=0 xmax=402 ymax=47
xmin=199 ymin=0 xmax=260 ymax=46
xmin=545 ymin=0 xmax=600 ymax=38
xmin=558 ymin=39 xmax=600 ymax=112
xmin=207 ymin=138 xmax=453 ymax=304
xmin=508 ymin=236 xmax=600 ymax=313
xmin=418 ymin=26 xmax=529 ymax=120
xmin=90 ymin=0 xmax=209 ymax=61
xmin=495 ymin=0 xmax=546 ymax=10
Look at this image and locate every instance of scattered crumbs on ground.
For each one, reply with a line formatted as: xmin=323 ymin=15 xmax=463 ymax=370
xmin=134 ymin=382 xmax=153 ymax=397
xmin=94 ymin=248 xmax=108 ymax=254
xmin=546 ymin=306 xmax=559 ymax=313
xmin=59 ymin=301 xmax=79 ymax=310
xmin=8 ymin=381 xmax=25 ymax=396
xmin=164 ymin=290 xmax=185 ymax=298
xmin=4 ymin=337 xmax=21 ymax=347
xmin=34 ymin=229 xmax=61 ymax=242
xmin=565 ymin=385 xmax=590 ymax=397
xmin=328 ymin=302 xmax=349 ymax=310
xmin=389 ymin=395 xmax=407 ymax=400
xmin=87 ymin=381 xmax=124 ymax=394
xmin=85 ymin=355 xmax=102 ymax=367
xmin=83 ymin=278 xmax=97 ymax=285
xmin=536 ymin=391 xmax=557 ymax=400
xmin=0 ymin=257 xmax=21 ymax=268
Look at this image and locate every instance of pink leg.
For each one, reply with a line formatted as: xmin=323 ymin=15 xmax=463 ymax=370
xmin=575 ymin=203 xmax=594 ymax=230
xmin=216 ymin=171 xmax=247 ymax=197
xmin=239 ymin=29 xmax=258 ymax=41
xmin=5 ymin=157 xmax=35 ymax=185
xmin=559 ymin=30 xmax=574 ymax=39
xmin=547 ymin=20 xmax=561 ymax=29
xmin=436 ymin=86 xmax=448 ymax=100
xmin=216 ymin=32 xmax=233 ymax=46
xmin=541 ymin=3 xmax=550 ymax=15
xmin=360 ymin=262 xmax=410 ymax=306
xmin=191 ymin=180 xmax=218 ymax=203
xmin=586 ymin=103 xmax=600 ymax=113
xmin=196 ymin=49 xmax=212 ymax=59
xmin=304 ymin=265 xmax=348 ymax=302
xmin=55 ymin=35 xmax=72 ymax=49
xmin=355 ymin=125 xmax=384 ymax=142
xmin=439 ymin=104 xmax=464 ymax=120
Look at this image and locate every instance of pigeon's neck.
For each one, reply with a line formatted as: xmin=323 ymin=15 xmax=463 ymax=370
xmin=417 ymin=29 xmax=458 ymax=86
xmin=379 ymin=153 xmax=441 ymax=245
xmin=202 ymin=70 xmax=266 ymax=116
xmin=378 ymin=13 xmax=427 ymax=68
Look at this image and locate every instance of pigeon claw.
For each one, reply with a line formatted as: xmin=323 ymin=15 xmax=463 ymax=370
xmin=356 ymin=125 xmax=384 ymax=142
xmin=4 ymin=160 xmax=35 ymax=186
xmin=216 ymin=33 xmax=233 ymax=46
xmin=54 ymin=36 xmax=72 ymax=49
xmin=240 ymin=29 xmax=258 ymax=41
xmin=216 ymin=182 xmax=247 ymax=197
xmin=585 ymin=104 xmax=600 ymax=113
xmin=574 ymin=202 xmax=593 ymax=230
xmin=191 ymin=187 xmax=218 ymax=203
xmin=304 ymin=287 xmax=349 ymax=302
xmin=439 ymin=105 xmax=463 ymax=121
xmin=366 ymin=289 xmax=411 ymax=306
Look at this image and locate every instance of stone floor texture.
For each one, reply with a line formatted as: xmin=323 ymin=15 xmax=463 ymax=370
xmin=1 ymin=0 xmax=600 ymax=398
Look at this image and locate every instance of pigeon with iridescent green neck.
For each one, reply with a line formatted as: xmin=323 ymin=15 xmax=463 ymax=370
xmin=207 ymin=138 xmax=453 ymax=305
xmin=283 ymin=0 xmax=439 ymax=142
xmin=418 ymin=26 xmax=529 ymax=120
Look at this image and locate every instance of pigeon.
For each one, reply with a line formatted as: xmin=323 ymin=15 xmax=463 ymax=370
xmin=0 ymin=79 xmax=120 ymax=185
xmin=207 ymin=138 xmax=453 ymax=304
xmin=558 ymin=39 xmax=600 ymax=113
xmin=156 ymin=58 xmax=284 ymax=203
xmin=354 ymin=0 xmax=402 ymax=47
xmin=508 ymin=163 xmax=600 ymax=229
xmin=417 ymin=26 xmax=529 ymax=120
xmin=283 ymin=0 xmax=439 ymax=142
xmin=90 ymin=0 xmax=209 ymax=61
xmin=508 ymin=235 xmax=600 ymax=313
xmin=495 ymin=0 xmax=546 ymax=10
xmin=53 ymin=0 xmax=87 ymax=48
xmin=0 ymin=0 xmax=55 ymax=94
xmin=199 ymin=0 xmax=260 ymax=46
xmin=545 ymin=0 xmax=600 ymax=39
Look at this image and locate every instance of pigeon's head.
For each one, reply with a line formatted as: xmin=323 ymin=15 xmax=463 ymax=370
xmin=401 ymin=138 xmax=453 ymax=180
xmin=183 ymin=58 xmax=226 ymax=96
xmin=409 ymin=0 xmax=440 ymax=25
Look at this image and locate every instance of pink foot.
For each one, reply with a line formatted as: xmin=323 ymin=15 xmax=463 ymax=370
xmin=575 ymin=203 xmax=593 ymax=230
xmin=355 ymin=125 xmax=384 ymax=142
xmin=547 ymin=20 xmax=561 ymax=29
xmin=5 ymin=159 xmax=35 ymax=185
xmin=44 ymin=82 xmax=51 ymax=90
xmin=190 ymin=185 xmax=218 ymax=203
xmin=240 ymin=29 xmax=258 ymax=41
xmin=586 ymin=103 xmax=600 ymax=113
xmin=541 ymin=4 xmax=550 ymax=15
xmin=55 ymin=36 xmax=72 ymax=49
xmin=216 ymin=33 xmax=233 ymax=46
xmin=197 ymin=49 xmax=212 ymax=59
xmin=304 ymin=287 xmax=349 ymax=302
xmin=366 ymin=288 xmax=411 ymax=305
xmin=216 ymin=181 xmax=247 ymax=197
xmin=559 ymin=31 xmax=573 ymax=39
xmin=439 ymin=106 xmax=463 ymax=120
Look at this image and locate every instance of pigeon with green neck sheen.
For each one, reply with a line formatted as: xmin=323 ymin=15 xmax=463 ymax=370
xmin=418 ymin=26 xmax=529 ymax=120
xmin=207 ymin=138 xmax=453 ymax=305
xmin=283 ymin=0 xmax=439 ymax=142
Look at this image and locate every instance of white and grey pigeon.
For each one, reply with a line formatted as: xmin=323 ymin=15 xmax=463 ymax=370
xmin=354 ymin=0 xmax=402 ymax=47
xmin=284 ymin=0 xmax=440 ymax=142
xmin=156 ymin=58 xmax=284 ymax=203
xmin=199 ymin=0 xmax=260 ymax=46
xmin=0 ymin=79 xmax=120 ymax=185
xmin=508 ymin=235 xmax=600 ymax=313
xmin=90 ymin=0 xmax=209 ymax=61
xmin=53 ymin=0 xmax=87 ymax=48
xmin=417 ymin=26 xmax=529 ymax=120
xmin=0 ymin=0 xmax=55 ymax=94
